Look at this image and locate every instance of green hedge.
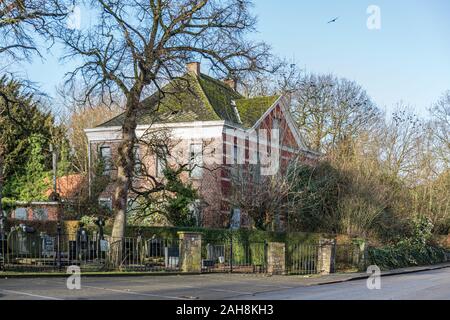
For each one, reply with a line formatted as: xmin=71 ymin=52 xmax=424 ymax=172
xmin=5 ymin=220 xmax=328 ymax=244
xmin=123 ymin=225 xmax=327 ymax=244
xmin=368 ymin=244 xmax=448 ymax=270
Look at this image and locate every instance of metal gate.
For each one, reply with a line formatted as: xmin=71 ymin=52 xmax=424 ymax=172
xmin=201 ymin=238 xmax=267 ymax=273
xmin=286 ymin=242 xmax=320 ymax=275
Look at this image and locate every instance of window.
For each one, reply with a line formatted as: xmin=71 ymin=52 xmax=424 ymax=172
xmin=14 ymin=208 xmax=27 ymax=220
xmin=156 ymin=155 xmax=166 ymax=178
xmin=233 ymin=145 xmax=238 ymax=164
xmin=98 ymin=198 xmax=112 ymax=211
xmin=189 ymin=143 xmax=203 ymax=178
xmin=100 ymin=146 xmax=112 ymax=175
xmin=133 ymin=146 xmax=141 ymax=174
xmin=33 ymin=208 xmax=48 ymax=221
xmin=230 ymin=208 xmax=241 ymax=230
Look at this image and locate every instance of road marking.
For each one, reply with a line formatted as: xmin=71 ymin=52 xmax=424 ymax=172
xmin=0 ymin=289 xmax=63 ymax=300
xmin=83 ymin=285 xmax=187 ymax=300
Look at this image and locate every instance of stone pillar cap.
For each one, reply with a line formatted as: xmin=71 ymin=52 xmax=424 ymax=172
xmin=319 ymin=238 xmax=336 ymax=245
xmin=177 ymin=231 xmax=203 ymax=235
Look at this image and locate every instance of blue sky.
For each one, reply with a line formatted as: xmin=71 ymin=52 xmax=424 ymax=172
xmin=16 ymin=0 xmax=450 ymax=117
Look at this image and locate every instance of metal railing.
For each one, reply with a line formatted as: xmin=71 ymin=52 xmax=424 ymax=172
xmin=1 ymin=230 xmax=356 ymax=276
xmin=105 ymin=236 xmax=180 ymax=272
xmin=286 ymin=243 xmax=320 ymax=275
xmin=2 ymin=231 xmax=180 ymax=272
xmin=0 ymin=239 xmax=5 ymax=271
xmin=201 ymin=238 xmax=267 ymax=273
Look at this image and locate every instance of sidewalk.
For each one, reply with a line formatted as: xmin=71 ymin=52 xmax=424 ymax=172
xmin=1 ymin=262 xmax=450 ymax=285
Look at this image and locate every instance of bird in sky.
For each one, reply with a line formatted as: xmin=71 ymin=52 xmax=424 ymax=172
xmin=327 ymin=17 xmax=339 ymax=24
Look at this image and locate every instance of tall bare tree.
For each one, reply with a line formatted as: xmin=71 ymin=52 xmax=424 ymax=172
xmin=58 ymin=0 xmax=273 ymax=244
xmin=291 ymin=73 xmax=381 ymax=153
xmin=430 ymin=91 xmax=450 ymax=169
xmin=66 ymin=103 xmax=121 ymax=174
xmin=0 ymin=0 xmax=69 ymax=61
xmin=381 ymin=106 xmax=424 ymax=182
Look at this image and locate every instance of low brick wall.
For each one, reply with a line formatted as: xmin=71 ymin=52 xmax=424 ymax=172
xmin=10 ymin=202 xmax=62 ymax=221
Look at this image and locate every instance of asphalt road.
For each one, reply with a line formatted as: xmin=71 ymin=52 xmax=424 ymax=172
xmin=0 ymin=268 xmax=450 ymax=300
xmin=243 ymin=268 xmax=450 ymax=300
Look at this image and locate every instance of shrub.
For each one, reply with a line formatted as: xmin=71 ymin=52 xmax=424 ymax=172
xmin=368 ymin=216 xmax=448 ymax=270
xmin=368 ymin=243 xmax=447 ymax=270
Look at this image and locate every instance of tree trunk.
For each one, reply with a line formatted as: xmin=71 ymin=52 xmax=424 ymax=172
xmin=0 ymin=146 xmax=5 ymax=218
xmin=0 ymin=150 xmax=5 ymax=238
xmin=110 ymin=89 xmax=140 ymax=267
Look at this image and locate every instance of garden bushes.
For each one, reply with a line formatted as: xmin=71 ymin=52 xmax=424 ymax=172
xmin=124 ymin=225 xmax=327 ymax=244
xmin=368 ymin=243 xmax=447 ymax=270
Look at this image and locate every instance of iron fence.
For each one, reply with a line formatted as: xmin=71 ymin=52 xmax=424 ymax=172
xmin=105 ymin=236 xmax=180 ymax=272
xmin=0 ymin=229 xmax=363 ymax=276
xmin=286 ymin=243 xmax=320 ymax=275
xmin=0 ymin=239 xmax=5 ymax=271
xmin=2 ymin=231 xmax=180 ymax=272
xmin=201 ymin=238 xmax=267 ymax=273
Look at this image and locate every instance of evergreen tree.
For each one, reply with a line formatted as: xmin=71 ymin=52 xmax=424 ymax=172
xmin=0 ymin=76 xmax=56 ymax=210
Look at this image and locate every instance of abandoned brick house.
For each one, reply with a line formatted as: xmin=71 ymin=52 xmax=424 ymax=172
xmin=84 ymin=62 xmax=318 ymax=229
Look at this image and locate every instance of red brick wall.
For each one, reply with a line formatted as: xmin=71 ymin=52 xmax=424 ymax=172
xmin=88 ymin=102 xmax=313 ymax=229
xmin=217 ymin=102 xmax=309 ymax=228
xmin=11 ymin=203 xmax=62 ymax=221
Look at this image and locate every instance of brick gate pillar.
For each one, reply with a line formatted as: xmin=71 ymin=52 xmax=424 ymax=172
xmin=267 ymin=242 xmax=286 ymax=275
xmin=178 ymin=232 xmax=202 ymax=273
xmin=317 ymin=239 xmax=336 ymax=275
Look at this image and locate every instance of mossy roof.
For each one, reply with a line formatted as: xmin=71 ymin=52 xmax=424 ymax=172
xmin=235 ymin=95 xmax=280 ymax=128
xmin=97 ymin=73 xmax=279 ymax=128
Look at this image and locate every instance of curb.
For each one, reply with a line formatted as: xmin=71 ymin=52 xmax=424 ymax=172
xmin=2 ymin=263 xmax=450 ymax=281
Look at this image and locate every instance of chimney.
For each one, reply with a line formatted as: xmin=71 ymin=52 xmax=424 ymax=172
xmin=224 ymin=78 xmax=237 ymax=91
xmin=186 ymin=62 xmax=201 ymax=75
